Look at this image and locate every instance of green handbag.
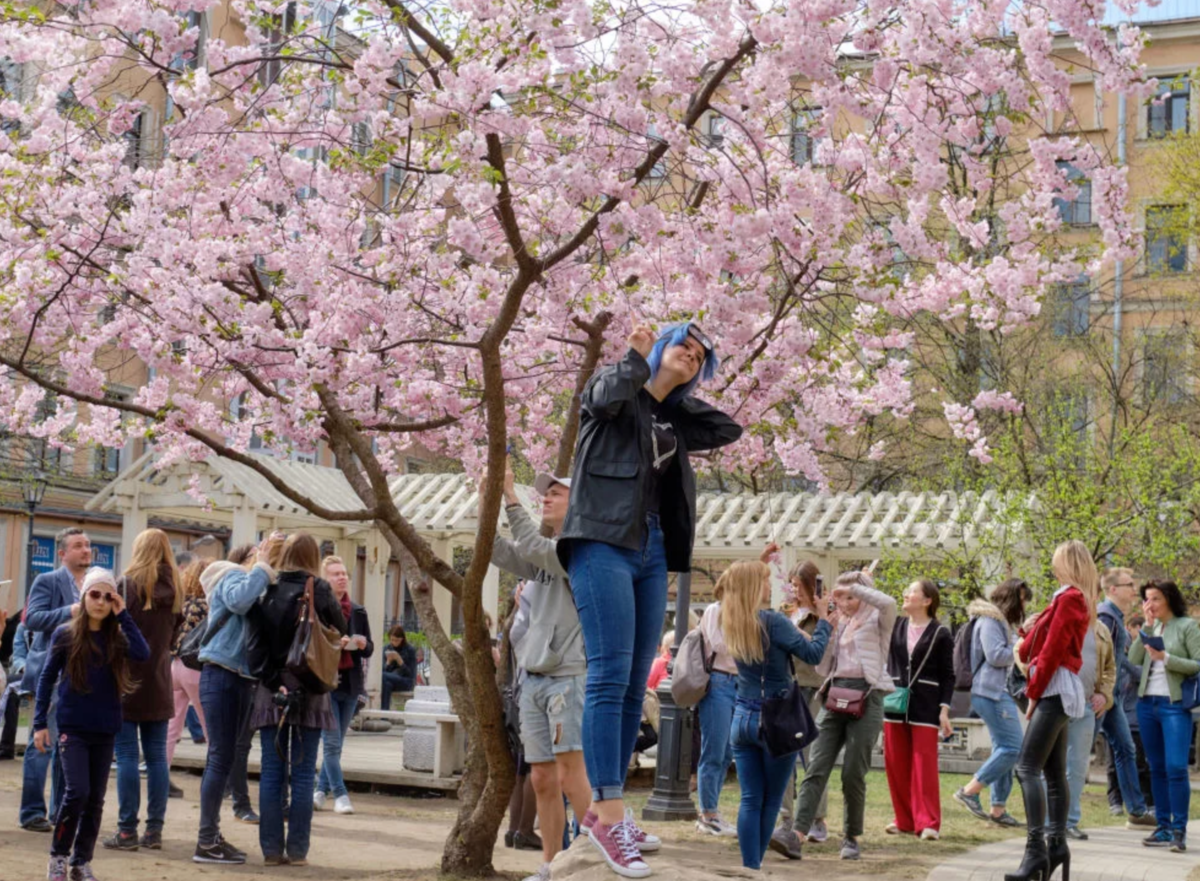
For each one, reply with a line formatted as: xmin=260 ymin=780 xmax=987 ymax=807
xmin=882 ymin=687 xmax=910 ymax=714
xmin=884 ymin=623 xmax=945 ymax=717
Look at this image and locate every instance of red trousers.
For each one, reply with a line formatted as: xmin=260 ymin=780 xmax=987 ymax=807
xmin=884 ymin=721 xmax=942 ymax=833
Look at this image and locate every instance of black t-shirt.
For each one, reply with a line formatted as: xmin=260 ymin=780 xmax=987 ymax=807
xmin=646 ymin=399 xmax=678 ymax=514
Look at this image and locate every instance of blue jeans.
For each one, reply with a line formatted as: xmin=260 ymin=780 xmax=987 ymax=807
xmin=317 ymin=690 xmax=358 ymax=799
xmin=185 ymin=706 xmax=204 ymax=741
xmin=114 ymin=719 xmax=169 ymax=834
xmin=698 ymin=672 xmax=736 ymax=814
xmin=568 ymin=517 xmax=668 ymax=803
xmin=730 ymin=702 xmax=797 ymax=870
xmin=971 ymin=693 xmax=1023 ymax=808
xmin=259 ymin=725 xmax=321 ymax=861
xmin=1138 ymin=697 xmax=1192 ymax=835
xmin=1100 ymin=700 xmax=1148 ymax=815
xmin=198 ymin=665 xmax=249 ymax=846
xmin=20 ymin=699 xmax=62 ymax=826
xmin=1066 ymin=711 xmax=1096 ymax=828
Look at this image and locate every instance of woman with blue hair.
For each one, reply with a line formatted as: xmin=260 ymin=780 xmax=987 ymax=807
xmin=557 ymin=321 xmax=742 ymax=878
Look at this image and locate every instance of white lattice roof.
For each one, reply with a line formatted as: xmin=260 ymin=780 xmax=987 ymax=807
xmin=90 ymin=454 xmax=1000 ymax=555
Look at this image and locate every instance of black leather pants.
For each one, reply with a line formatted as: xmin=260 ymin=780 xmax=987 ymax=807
xmin=1016 ymin=695 xmax=1070 ymax=837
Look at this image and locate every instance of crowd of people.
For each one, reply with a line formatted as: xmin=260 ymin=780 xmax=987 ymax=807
xmin=5 ymin=321 xmax=1200 ymax=881
xmin=7 ymin=524 xmax=383 ymax=879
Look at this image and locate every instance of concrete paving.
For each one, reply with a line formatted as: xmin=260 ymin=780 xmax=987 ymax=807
xmin=928 ymin=827 xmax=1200 ymax=881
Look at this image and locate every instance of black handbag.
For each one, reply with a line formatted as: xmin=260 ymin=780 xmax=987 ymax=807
xmin=178 ymin=611 xmax=230 ymax=672
xmin=759 ymin=656 xmax=818 ymax=759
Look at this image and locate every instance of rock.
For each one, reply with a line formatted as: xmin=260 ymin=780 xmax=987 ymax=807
xmin=550 ymin=836 xmax=755 ymax=881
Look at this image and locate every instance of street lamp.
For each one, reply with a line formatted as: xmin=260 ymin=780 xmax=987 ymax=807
xmin=642 ymin=571 xmax=697 ymax=822
xmin=23 ymin=470 xmax=49 ymax=600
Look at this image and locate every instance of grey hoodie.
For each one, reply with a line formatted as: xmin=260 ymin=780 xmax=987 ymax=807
xmin=493 ymin=504 xmax=585 ymax=678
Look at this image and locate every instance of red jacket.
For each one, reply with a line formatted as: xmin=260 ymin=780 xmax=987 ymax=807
xmin=1018 ymin=586 xmax=1090 ymax=702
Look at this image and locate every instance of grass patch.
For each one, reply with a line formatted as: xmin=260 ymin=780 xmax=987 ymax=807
xmin=625 ymin=769 xmax=1184 ymax=878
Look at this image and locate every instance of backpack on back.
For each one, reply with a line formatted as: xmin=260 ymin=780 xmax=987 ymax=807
xmin=670 ymin=628 xmax=716 ymax=708
xmin=952 ymin=617 xmax=981 ymax=691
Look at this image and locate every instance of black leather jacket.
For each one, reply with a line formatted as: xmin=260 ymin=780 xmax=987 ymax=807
xmin=557 ymin=348 xmax=742 ymax=572
xmin=245 ymin=571 xmax=346 ymax=691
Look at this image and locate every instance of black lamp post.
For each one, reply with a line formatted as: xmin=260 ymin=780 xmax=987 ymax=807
xmin=642 ymin=571 xmax=697 ymax=822
xmin=23 ymin=470 xmax=49 ymax=600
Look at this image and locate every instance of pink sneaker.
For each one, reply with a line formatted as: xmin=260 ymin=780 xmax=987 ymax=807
xmin=624 ymin=809 xmax=662 ymax=853
xmin=588 ymin=820 xmax=651 ymax=879
xmin=582 ymin=810 xmax=597 ymax=836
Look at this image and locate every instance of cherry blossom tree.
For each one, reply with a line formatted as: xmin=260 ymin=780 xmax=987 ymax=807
xmin=0 ymin=0 xmax=1155 ymax=872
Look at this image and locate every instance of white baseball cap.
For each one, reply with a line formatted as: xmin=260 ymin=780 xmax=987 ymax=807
xmin=534 ymin=473 xmax=572 ymax=496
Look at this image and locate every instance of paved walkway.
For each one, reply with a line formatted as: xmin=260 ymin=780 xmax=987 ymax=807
xmin=928 ymin=827 xmax=1200 ymax=881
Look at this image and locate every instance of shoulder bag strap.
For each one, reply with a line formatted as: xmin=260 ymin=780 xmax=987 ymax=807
xmin=909 ymin=625 xmax=944 ymax=684
xmin=302 ymin=576 xmax=315 ymax=622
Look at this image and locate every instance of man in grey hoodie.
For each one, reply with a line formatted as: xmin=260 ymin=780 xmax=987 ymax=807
xmin=492 ymin=463 xmax=591 ymax=881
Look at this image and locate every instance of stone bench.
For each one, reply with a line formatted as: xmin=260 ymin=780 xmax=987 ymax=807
xmin=402 ymin=686 xmax=464 ymax=778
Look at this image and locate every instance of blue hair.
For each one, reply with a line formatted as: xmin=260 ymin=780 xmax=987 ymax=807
xmin=646 ymin=322 xmax=719 ymax=404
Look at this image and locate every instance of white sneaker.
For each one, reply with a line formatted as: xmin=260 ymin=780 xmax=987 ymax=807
xmin=313 ymin=791 xmax=326 ymax=811
xmin=695 ymin=815 xmax=737 ymax=837
xmin=47 ymin=856 xmax=68 ymax=881
xmin=920 ymin=828 xmax=939 ymax=841
xmin=521 ymin=864 xmax=551 ymax=881
xmin=334 ymin=795 xmax=354 ymax=815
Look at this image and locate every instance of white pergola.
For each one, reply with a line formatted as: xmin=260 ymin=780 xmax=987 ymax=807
xmin=90 ymin=453 xmax=1008 ymax=685
xmin=87 ymin=452 xmax=540 ymax=689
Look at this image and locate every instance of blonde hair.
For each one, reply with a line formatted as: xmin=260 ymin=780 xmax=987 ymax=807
xmin=321 ymin=555 xmax=347 ymax=580
xmin=123 ymin=528 xmax=181 ymax=613
xmin=1051 ymin=540 xmax=1099 ymax=621
xmin=180 ymin=559 xmax=210 ymax=601
xmin=718 ymin=561 xmax=771 ymax=664
xmin=1101 ymin=567 xmax=1133 ymax=592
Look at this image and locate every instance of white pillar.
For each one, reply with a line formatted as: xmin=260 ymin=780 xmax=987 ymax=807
xmin=361 ymin=535 xmax=388 ymax=706
xmin=231 ymin=501 xmax=258 ymax=548
xmin=120 ymin=497 xmax=148 ymax=571
xmin=427 ymin=537 xmax=455 ymax=688
xmin=774 ymin=546 xmax=796 ymax=609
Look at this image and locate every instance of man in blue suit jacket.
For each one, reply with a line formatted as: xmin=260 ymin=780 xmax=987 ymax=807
xmin=18 ymin=527 xmax=90 ymax=832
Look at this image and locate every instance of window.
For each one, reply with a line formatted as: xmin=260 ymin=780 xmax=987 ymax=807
xmin=29 ymin=396 xmax=63 ymax=471
xmin=1143 ymin=331 xmax=1187 ymax=404
xmin=1148 ymin=79 xmax=1189 ymax=138
xmin=351 ymin=121 xmax=371 ymax=156
xmin=1146 ymin=206 xmax=1187 ymax=274
xmin=700 ymin=112 xmax=724 ymax=148
xmin=229 ymin=393 xmax=265 ymax=451
xmin=1051 ymin=276 xmax=1090 ymax=337
xmin=123 ymin=111 xmax=144 ymax=170
xmin=174 ymin=11 xmax=206 ymax=71
xmin=1054 ymin=162 xmax=1091 ymax=225
xmin=791 ymin=107 xmax=823 ymax=164
xmin=95 ymin=446 xmax=122 ymax=479
xmin=0 ymin=59 xmax=20 ymax=133
xmin=258 ymin=2 xmax=297 ymax=88
xmin=645 ymin=124 xmax=666 ymax=180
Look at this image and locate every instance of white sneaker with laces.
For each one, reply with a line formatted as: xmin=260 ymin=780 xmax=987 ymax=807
xmin=624 ymin=808 xmax=661 ymax=852
xmin=521 ymin=864 xmax=552 ymax=881
xmin=313 ymin=791 xmax=327 ymax=811
xmin=334 ymin=795 xmax=354 ymax=815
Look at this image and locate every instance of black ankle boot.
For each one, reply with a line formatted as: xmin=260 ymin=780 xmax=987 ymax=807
xmin=1046 ymin=834 xmax=1070 ymax=881
xmin=1004 ymin=831 xmax=1048 ymax=881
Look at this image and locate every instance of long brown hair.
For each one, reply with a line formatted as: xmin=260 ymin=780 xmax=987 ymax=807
xmin=991 ymin=578 xmax=1031 ymax=628
xmin=122 ymin=528 xmax=181 ymax=613
xmin=278 ymin=533 xmax=321 ymax=576
xmin=780 ymin=559 xmax=819 ymax=617
xmin=63 ymin=606 xmax=137 ymax=696
xmin=180 ymin=559 xmax=210 ymax=601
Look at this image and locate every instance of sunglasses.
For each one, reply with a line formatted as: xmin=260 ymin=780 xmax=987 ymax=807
xmin=86 ymin=589 xmax=115 ymax=603
xmin=687 ymin=324 xmax=713 ymax=353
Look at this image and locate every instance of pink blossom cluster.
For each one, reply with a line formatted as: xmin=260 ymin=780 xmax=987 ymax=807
xmin=0 ymin=0 xmax=1156 ymax=487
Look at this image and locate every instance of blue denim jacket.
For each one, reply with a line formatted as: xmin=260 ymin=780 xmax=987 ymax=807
xmin=969 ymin=600 xmax=1015 ymax=702
xmin=198 ymin=564 xmax=273 ymax=678
xmin=1097 ymin=599 xmax=1138 ymax=692
xmin=735 ymin=610 xmax=832 ymax=701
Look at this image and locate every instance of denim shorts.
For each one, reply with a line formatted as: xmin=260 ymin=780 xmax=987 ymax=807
xmin=519 ymin=673 xmax=586 ymax=763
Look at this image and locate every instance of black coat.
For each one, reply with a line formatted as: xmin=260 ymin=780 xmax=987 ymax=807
xmin=884 ymin=618 xmax=956 ymax=728
xmin=557 ymin=348 xmax=742 ymax=573
xmin=338 ymin=602 xmax=374 ymax=698
xmin=246 ymin=571 xmax=347 ymax=692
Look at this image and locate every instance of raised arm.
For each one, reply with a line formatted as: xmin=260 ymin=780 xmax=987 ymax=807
xmin=847 ymin=582 xmax=898 ymax=650
xmin=506 ymin=504 xmax=567 ymax=578
xmin=117 ymin=610 xmax=151 ymax=663
xmin=771 ymin=612 xmax=832 ymax=666
xmin=676 ymin=397 xmax=743 ymax=453
xmin=222 ymin=563 xmax=275 ymax=616
xmin=581 ymin=349 xmax=652 ymax=421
